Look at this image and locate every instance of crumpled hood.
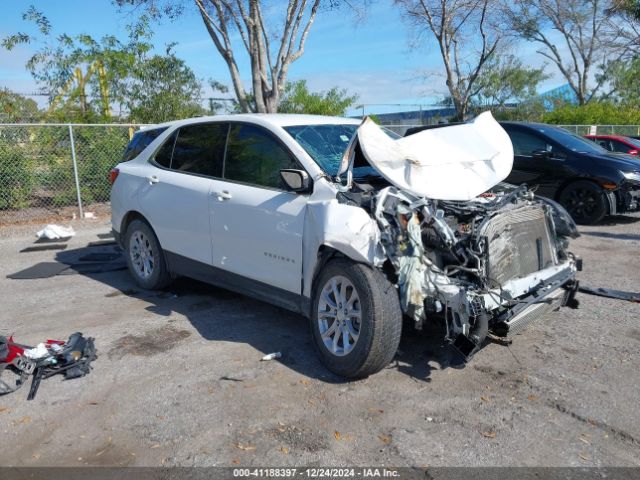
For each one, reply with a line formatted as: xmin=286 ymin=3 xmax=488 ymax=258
xmin=347 ymin=111 xmax=514 ymax=201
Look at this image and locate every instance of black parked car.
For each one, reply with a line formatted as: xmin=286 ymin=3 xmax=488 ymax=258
xmin=500 ymin=122 xmax=640 ymax=224
xmin=405 ymin=121 xmax=640 ymax=224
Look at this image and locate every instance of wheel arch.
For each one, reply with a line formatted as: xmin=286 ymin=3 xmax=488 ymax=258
xmin=120 ymin=210 xmax=147 ymax=242
xmin=554 ymin=178 xmax=616 ymax=216
xmin=303 ymin=244 xmax=396 ymax=318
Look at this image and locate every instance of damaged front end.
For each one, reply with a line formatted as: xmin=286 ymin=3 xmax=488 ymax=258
xmin=372 ymin=184 xmax=580 ymax=358
xmin=338 ymin=112 xmax=581 ymax=359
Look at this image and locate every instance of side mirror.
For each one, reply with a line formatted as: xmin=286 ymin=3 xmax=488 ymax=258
xmin=531 ymin=149 xmax=551 ymax=159
xmin=280 ymin=169 xmax=310 ymax=192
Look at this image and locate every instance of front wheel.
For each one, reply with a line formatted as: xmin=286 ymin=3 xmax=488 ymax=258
xmin=558 ymin=180 xmax=608 ymax=225
xmin=310 ymin=258 xmax=402 ymax=379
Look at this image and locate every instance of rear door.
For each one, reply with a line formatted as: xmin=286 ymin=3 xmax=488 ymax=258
xmin=209 ymin=123 xmax=308 ymax=295
xmin=138 ymin=122 xmax=227 ymax=265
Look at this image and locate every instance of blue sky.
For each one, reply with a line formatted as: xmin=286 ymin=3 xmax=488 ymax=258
xmin=0 ymin=1 xmax=561 ymax=115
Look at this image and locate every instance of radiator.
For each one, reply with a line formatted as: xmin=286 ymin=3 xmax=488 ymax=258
xmin=479 ymin=205 xmax=558 ymax=285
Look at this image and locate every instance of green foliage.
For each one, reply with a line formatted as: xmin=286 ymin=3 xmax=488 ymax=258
xmin=2 ymin=8 xmax=210 ymax=123
xmin=278 ymin=80 xmax=358 ymax=116
xmin=127 ymin=49 xmax=206 ymax=123
xmin=491 ymin=98 xmax=549 ymax=122
xmin=473 ymin=55 xmax=549 ymax=108
xmin=0 ymin=138 xmax=34 ymax=210
xmin=600 ymin=57 xmax=640 ymax=105
xmin=611 ymin=0 xmax=640 ymax=19
xmin=0 ymin=89 xmax=41 ymax=122
xmin=47 ymin=127 xmax=131 ymax=206
xmin=542 ymin=101 xmax=640 ymax=124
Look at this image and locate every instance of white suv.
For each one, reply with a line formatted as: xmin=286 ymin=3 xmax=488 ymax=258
xmin=110 ymin=113 xmax=580 ymax=378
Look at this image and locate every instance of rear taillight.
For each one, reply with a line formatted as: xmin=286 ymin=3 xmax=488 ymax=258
xmin=629 ymin=149 xmax=638 ymax=155
xmin=109 ymin=168 xmax=120 ymax=185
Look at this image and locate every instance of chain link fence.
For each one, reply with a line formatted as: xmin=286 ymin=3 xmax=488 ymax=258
xmin=0 ymin=123 xmax=144 ymax=226
xmin=1 ymin=122 xmax=640 ymax=226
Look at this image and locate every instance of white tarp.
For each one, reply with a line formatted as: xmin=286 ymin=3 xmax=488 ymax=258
xmin=356 ymin=111 xmax=514 ymax=201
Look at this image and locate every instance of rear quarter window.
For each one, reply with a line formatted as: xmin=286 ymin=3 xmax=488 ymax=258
xmin=121 ymin=127 xmax=168 ymax=162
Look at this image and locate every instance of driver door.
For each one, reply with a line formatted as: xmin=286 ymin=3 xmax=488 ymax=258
xmin=209 ymin=123 xmax=308 ymax=298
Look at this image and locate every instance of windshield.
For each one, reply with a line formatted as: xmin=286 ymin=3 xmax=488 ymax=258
xmin=536 ymin=126 xmax=609 ymax=154
xmin=284 ymin=123 xmax=400 ymax=178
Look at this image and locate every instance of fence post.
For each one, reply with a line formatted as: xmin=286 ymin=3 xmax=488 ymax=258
xmin=68 ymin=124 xmax=84 ymax=219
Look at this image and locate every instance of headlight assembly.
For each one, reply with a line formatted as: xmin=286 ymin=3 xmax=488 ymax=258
xmin=622 ymin=171 xmax=640 ymax=183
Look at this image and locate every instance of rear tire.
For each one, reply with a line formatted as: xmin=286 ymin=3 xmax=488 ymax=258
xmin=310 ymin=258 xmax=402 ymax=379
xmin=124 ymin=219 xmax=172 ymax=290
xmin=558 ymin=180 xmax=608 ymax=225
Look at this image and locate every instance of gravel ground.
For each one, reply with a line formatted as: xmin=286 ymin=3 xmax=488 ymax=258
xmin=0 ymin=214 xmax=638 ymax=467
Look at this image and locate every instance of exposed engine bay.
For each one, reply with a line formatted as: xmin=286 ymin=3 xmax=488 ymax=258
xmin=334 ymin=113 xmax=581 ymax=359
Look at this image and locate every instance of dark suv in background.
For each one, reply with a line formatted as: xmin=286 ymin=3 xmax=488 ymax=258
xmin=500 ymin=122 xmax=640 ymax=224
xmin=406 ymin=121 xmax=640 ymax=224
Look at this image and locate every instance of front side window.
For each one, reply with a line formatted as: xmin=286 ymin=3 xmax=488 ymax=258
xmin=535 ymin=126 xmax=607 ymax=154
xmin=224 ymin=124 xmax=299 ymax=189
xmin=507 ymin=129 xmax=550 ymax=156
xmin=171 ymin=123 xmax=227 ymax=177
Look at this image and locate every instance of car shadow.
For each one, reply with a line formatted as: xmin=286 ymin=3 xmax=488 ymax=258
xmin=581 ymin=231 xmax=640 ymax=241
xmin=53 ymin=245 xmax=466 ymax=384
xmin=596 ymin=214 xmax=640 ymax=226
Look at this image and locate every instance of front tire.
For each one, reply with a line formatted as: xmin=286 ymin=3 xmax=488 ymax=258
xmin=124 ymin=219 xmax=172 ymax=290
xmin=310 ymin=258 xmax=402 ymax=379
xmin=558 ymin=180 xmax=608 ymax=225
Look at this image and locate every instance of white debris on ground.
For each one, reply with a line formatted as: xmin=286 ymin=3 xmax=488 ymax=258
xmin=36 ymin=224 xmax=76 ymax=240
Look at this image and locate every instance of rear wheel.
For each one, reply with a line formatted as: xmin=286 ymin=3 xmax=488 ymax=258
xmin=558 ymin=180 xmax=608 ymax=225
xmin=124 ymin=219 xmax=172 ymax=290
xmin=310 ymin=258 xmax=402 ymax=379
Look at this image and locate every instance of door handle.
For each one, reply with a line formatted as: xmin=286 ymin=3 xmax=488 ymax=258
xmin=213 ymin=190 xmax=232 ymax=201
xmin=147 ymin=175 xmax=159 ymax=184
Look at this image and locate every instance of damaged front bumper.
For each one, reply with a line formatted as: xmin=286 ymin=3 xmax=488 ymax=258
xmin=619 ymin=184 xmax=640 ymax=213
xmin=370 ymin=185 xmax=581 ymax=360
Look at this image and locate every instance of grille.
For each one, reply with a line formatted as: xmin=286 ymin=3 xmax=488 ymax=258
xmin=479 ymin=205 xmax=557 ymax=285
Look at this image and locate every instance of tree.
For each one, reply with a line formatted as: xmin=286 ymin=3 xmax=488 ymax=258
xmin=278 ymin=80 xmax=358 ymax=116
xmin=542 ymin=100 xmax=640 ymax=124
xmin=506 ymin=0 xmax=625 ymax=105
xmin=2 ymin=7 xmax=153 ymax=121
xmin=116 ymin=0 xmax=349 ymax=113
xmin=0 ymin=89 xmax=41 ymax=122
xmin=127 ymin=47 xmax=206 ymax=122
xmin=396 ymin=0 xmax=503 ymax=120
xmin=472 ymin=54 xmax=549 ymax=108
xmin=2 ymin=8 xmax=211 ymax=123
xmin=599 ymin=57 xmax=640 ymax=104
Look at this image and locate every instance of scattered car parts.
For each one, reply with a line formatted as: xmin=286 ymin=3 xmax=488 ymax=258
xmin=578 ymin=285 xmax=640 ymax=303
xmin=0 ymin=333 xmax=96 ymax=400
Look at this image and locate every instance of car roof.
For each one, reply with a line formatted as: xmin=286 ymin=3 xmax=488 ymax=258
xmin=145 ymin=113 xmax=361 ymax=130
xmin=584 ymin=134 xmax=628 ymax=140
xmin=498 ymin=121 xmax=561 ymax=129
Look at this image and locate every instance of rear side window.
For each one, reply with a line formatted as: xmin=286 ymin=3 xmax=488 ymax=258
xmin=122 ymin=127 xmax=167 ymax=161
xmin=153 ymin=131 xmax=177 ymax=168
xmin=224 ymin=124 xmax=299 ymax=189
xmin=170 ymin=123 xmax=227 ymax=177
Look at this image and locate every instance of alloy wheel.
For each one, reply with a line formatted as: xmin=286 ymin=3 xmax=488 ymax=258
xmin=129 ymin=230 xmax=155 ymax=279
xmin=317 ymin=275 xmax=362 ymax=356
